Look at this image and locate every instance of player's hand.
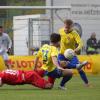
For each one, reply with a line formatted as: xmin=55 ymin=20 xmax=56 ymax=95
xmin=30 ymin=48 xmax=34 ymax=51
xmin=7 ymin=48 xmax=11 ymax=54
xmin=60 ymin=61 xmax=69 ymax=68
xmin=34 ymin=67 xmax=40 ymax=72
xmin=74 ymin=48 xmax=79 ymax=54
xmin=57 ymin=67 xmax=65 ymax=71
xmin=34 ymin=67 xmax=37 ymax=71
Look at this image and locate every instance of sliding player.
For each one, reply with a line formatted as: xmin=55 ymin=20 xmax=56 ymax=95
xmin=0 ymin=69 xmax=52 ymax=89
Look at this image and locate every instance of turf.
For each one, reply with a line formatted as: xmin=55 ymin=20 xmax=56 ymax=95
xmin=0 ymin=75 xmax=100 ymax=100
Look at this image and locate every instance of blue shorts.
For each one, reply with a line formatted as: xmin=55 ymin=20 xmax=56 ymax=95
xmin=46 ymin=68 xmax=63 ymax=78
xmin=58 ymin=54 xmax=79 ymax=69
xmin=58 ymin=54 xmax=68 ymax=61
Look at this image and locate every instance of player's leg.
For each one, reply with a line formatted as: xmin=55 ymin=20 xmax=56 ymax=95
xmin=59 ymin=74 xmax=72 ymax=90
xmin=2 ymin=53 xmax=10 ymax=69
xmin=35 ymin=69 xmax=55 ymax=88
xmin=47 ymin=68 xmax=73 ymax=90
xmin=58 ymin=54 xmax=74 ymax=89
xmin=58 ymin=54 xmax=79 ymax=68
xmin=63 ymin=62 xmax=89 ymax=87
xmin=58 ymin=53 xmax=88 ymax=70
xmin=67 ymin=56 xmax=89 ymax=86
xmin=78 ymin=69 xmax=89 ymax=86
xmin=58 ymin=54 xmax=89 ymax=88
xmin=48 ymin=76 xmax=55 ymax=85
xmin=47 ymin=68 xmax=62 ymax=87
xmin=58 ymin=68 xmax=73 ymax=90
xmin=67 ymin=56 xmax=88 ymax=70
xmin=25 ymin=71 xmax=53 ymax=89
xmin=67 ymin=55 xmax=79 ymax=68
xmin=58 ymin=54 xmax=88 ymax=70
xmin=35 ymin=69 xmax=46 ymax=77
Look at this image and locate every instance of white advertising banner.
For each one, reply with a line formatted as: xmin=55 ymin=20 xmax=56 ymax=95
xmin=66 ymin=0 xmax=100 ymax=19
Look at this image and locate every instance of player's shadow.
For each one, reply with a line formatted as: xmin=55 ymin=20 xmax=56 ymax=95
xmin=0 ymin=85 xmax=61 ymax=91
xmin=0 ymin=85 xmax=46 ymax=91
xmin=0 ymin=88 xmax=43 ymax=91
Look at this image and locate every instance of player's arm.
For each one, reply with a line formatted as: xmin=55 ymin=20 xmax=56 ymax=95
xmin=74 ymin=31 xmax=83 ymax=53
xmin=52 ymin=56 xmax=73 ymax=76
xmin=34 ymin=49 xmax=42 ymax=70
xmin=34 ymin=57 xmax=39 ymax=70
xmin=52 ymin=56 xmax=64 ymax=71
xmin=51 ymin=47 xmax=65 ymax=70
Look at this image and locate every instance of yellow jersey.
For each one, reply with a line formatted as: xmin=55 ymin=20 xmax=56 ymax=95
xmin=59 ymin=28 xmax=83 ymax=54
xmin=37 ymin=44 xmax=59 ymax=72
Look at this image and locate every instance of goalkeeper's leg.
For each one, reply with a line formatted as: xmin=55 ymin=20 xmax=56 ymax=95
xmin=31 ymin=71 xmax=53 ymax=89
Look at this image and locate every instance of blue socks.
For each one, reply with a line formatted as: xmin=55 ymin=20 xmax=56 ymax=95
xmin=78 ymin=70 xmax=88 ymax=84
xmin=60 ymin=75 xmax=72 ymax=87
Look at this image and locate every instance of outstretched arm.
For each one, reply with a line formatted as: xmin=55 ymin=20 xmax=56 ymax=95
xmin=52 ymin=56 xmax=64 ymax=71
xmin=74 ymin=32 xmax=83 ymax=53
xmin=52 ymin=56 xmax=73 ymax=76
xmin=34 ymin=57 xmax=39 ymax=70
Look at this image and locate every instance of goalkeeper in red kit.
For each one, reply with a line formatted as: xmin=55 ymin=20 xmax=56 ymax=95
xmin=0 ymin=69 xmax=52 ymax=89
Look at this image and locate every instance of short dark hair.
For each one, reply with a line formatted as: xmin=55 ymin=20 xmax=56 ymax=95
xmin=64 ymin=19 xmax=73 ymax=26
xmin=0 ymin=26 xmax=3 ymax=28
xmin=50 ymin=33 xmax=61 ymax=43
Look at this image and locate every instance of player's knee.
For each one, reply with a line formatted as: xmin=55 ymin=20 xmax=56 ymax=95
xmin=62 ymin=69 xmax=73 ymax=76
xmin=68 ymin=70 xmax=73 ymax=77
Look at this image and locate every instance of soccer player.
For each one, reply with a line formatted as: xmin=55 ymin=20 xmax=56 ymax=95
xmin=58 ymin=19 xmax=89 ymax=89
xmin=34 ymin=33 xmax=76 ymax=88
xmin=0 ymin=26 xmax=12 ymax=69
xmin=0 ymin=69 xmax=52 ymax=89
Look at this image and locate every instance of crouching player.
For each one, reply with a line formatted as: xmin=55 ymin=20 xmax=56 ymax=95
xmin=34 ymin=33 xmax=74 ymax=88
xmin=0 ymin=69 xmax=52 ymax=89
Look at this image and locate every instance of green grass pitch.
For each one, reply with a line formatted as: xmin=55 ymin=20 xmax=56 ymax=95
xmin=0 ymin=75 xmax=100 ymax=100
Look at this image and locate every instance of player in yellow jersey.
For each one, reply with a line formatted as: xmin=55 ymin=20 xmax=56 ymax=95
xmin=58 ymin=19 xmax=90 ymax=89
xmin=34 ymin=33 xmax=74 ymax=88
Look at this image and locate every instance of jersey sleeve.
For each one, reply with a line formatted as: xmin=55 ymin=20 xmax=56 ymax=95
xmin=36 ymin=49 xmax=42 ymax=58
xmin=73 ymin=31 xmax=83 ymax=50
xmin=51 ymin=47 xmax=58 ymax=57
